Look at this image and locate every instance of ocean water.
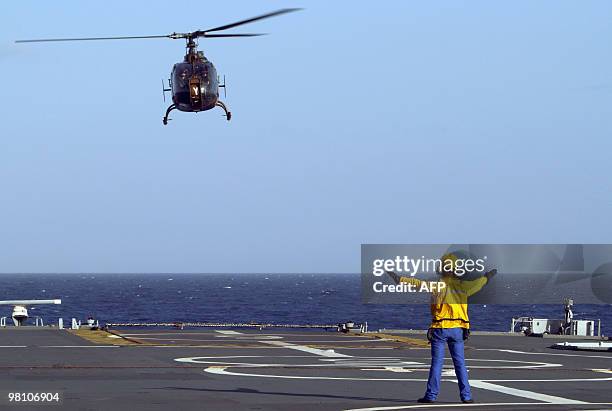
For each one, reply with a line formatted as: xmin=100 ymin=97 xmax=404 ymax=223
xmin=0 ymin=273 xmax=609 ymax=335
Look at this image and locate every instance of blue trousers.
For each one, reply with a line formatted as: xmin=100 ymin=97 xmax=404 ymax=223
xmin=424 ymin=328 xmax=472 ymax=401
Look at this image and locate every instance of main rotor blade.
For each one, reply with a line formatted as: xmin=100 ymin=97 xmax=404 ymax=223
xmin=202 ymin=33 xmax=266 ymax=38
xmin=203 ymin=8 xmax=301 ymax=33
xmin=15 ymin=8 xmax=301 ymax=44
xmin=15 ymin=35 xmax=170 ymax=43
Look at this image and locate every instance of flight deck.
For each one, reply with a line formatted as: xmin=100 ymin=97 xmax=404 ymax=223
xmin=0 ymin=327 xmax=610 ymax=410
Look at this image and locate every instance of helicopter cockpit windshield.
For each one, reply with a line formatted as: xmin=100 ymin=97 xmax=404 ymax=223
xmin=172 ymin=62 xmax=219 ymax=111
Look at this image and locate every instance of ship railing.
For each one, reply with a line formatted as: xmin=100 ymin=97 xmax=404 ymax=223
xmin=105 ymin=322 xmax=339 ymax=330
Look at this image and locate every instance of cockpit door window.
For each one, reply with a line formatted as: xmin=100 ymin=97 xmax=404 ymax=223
xmin=189 ymin=77 xmax=201 ymax=104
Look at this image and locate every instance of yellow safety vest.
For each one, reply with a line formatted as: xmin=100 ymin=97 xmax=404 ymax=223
xmin=399 ymin=275 xmax=488 ymax=329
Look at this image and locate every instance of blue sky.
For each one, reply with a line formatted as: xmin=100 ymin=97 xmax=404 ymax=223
xmin=1 ymin=1 xmax=611 ymax=273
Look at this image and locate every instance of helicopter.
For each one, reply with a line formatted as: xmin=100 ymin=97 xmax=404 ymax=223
xmin=15 ymin=8 xmax=301 ymax=125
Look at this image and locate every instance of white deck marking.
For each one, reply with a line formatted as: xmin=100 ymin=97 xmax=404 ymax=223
xmin=0 ymin=346 xmax=116 ymax=348
xmin=215 ymin=330 xmax=243 ymax=335
xmin=41 ymin=345 xmax=118 ymax=348
xmin=119 ymin=332 xmax=326 ymax=336
xmin=361 ymin=367 xmax=416 ymax=373
xmin=202 ymin=364 xmax=612 ymax=383
xmin=119 ymin=332 xmax=219 ymax=336
xmin=343 ymin=402 xmax=612 ymax=410
xmin=178 ymin=355 xmax=422 ymax=368
xmin=477 ymin=348 xmax=612 ymax=360
xmin=467 ymin=380 xmax=586 ymax=404
xmin=481 ymin=377 xmax=612 ymax=382
xmin=117 ymin=337 xmax=252 ymax=342
xmin=129 ymin=336 xmax=366 ymax=343
xmin=205 ymin=366 xmax=427 ymax=380
xmin=261 ymin=340 xmax=352 ymax=357
xmin=179 ymin=355 xmax=560 ymax=370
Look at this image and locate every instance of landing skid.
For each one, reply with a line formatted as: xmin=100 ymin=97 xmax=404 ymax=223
xmin=162 ymin=101 xmax=231 ymax=125
xmin=162 ymin=104 xmax=176 ymax=125
xmin=216 ymin=100 xmax=232 ymax=121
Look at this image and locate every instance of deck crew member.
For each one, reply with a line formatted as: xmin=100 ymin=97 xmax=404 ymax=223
xmin=387 ymin=253 xmax=496 ymax=404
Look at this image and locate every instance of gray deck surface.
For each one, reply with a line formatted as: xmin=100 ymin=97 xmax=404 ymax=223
xmin=0 ymin=328 xmax=610 ymax=410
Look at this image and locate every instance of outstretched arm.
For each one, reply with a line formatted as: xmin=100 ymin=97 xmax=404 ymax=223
xmin=386 ymin=271 xmax=402 ymax=284
xmin=462 ymin=269 xmax=497 ymax=296
xmin=485 ymin=269 xmax=497 ymax=280
xmin=386 ymin=271 xmax=422 ymax=287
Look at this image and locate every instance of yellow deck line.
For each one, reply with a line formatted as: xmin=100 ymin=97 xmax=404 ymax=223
xmin=69 ymin=330 xmax=149 ymax=346
xmin=365 ymin=333 xmax=430 ymax=348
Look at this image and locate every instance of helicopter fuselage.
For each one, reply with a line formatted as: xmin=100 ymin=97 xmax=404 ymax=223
xmin=163 ymin=50 xmax=231 ymax=124
xmin=171 ymin=60 xmax=219 ymax=113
